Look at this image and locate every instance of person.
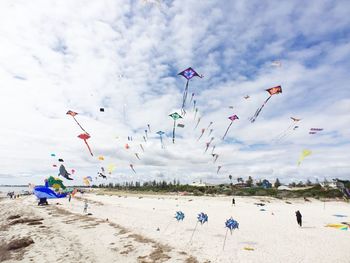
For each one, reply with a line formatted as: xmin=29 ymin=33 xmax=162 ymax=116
xmin=68 ymin=194 xmax=71 ymax=202
xmin=295 ymin=210 xmax=302 ymax=227
xmin=83 ymin=200 xmax=88 ymax=213
xmin=232 ymin=197 xmax=235 ymax=206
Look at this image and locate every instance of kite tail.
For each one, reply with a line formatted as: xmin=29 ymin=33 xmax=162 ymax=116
xmin=172 ymin=121 xmax=176 ymax=144
xmin=197 ymin=132 xmax=204 ymax=141
xmin=181 ymin=80 xmax=189 ymax=113
xmin=132 ymin=167 xmax=136 ymax=173
xmin=83 ymin=140 xmax=93 ymax=156
xmin=250 ymin=95 xmax=272 ymax=123
xmin=194 ymin=118 xmax=201 ymax=129
xmin=222 ymin=121 xmax=233 ymax=140
xmin=73 ymin=116 xmax=88 ymax=134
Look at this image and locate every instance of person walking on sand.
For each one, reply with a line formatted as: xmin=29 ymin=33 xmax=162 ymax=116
xmin=83 ymin=200 xmax=88 ymax=213
xmin=68 ymin=194 xmax=71 ymax=202
xmin=232 ymin=197 xmax=235 ymax=206
xmin=295 ymin=210 xmax=302 ymax=227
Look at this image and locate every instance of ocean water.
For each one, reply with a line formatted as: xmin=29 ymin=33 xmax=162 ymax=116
xmin=0 ymin=186 xmax=31 ymax=197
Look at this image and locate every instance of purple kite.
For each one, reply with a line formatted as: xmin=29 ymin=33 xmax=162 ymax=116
xmin=178 ymin=67 xmax=202 ymax=114
xmin=222 ymin=115 xmax=239 ymax=140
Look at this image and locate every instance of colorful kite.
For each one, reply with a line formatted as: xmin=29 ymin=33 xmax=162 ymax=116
xmin=143 ymin=136 xmax=147 ymax=142
xmin=52 ymin=164 xmax=57 ymax=167
xmin=177 ymin=123 xmax=185 ymax=128
xmin=189 ymin=212 xmax=208 ymax=243
xmin=206 ymin=122 xmax=213 ymax=129
xmin=135 ymin=153 xmax=141 ymax=160
xmin=144 ymin=129 xmax=148 ymax=139
xmin=194 ymin=107 xmax=198 ymax=120
xmin=178 ymin=67 xmax=202 ymax=114
xmin=244 ymin=95 xmax=250 ymax=99
xmin=195 ymin=117 xmax=201 ymax=129
xmin=222 ymin=114 xmax=239 ymax=140
xmin=71 ymin=169 xmax=75 ymax=174
xmin=66 ymin=110 xmax=89 ymax=134
xmin=140 ymin=144 xmax=145 ymax=152
xmin=156 ymin=131 xmax=165 ymax=148
xmin=125 ymin=143 xmax=130 ymax=150
xmin=271 ymin=61 xmax=282 ymax=67
xmin=297 ymin=149 xmax=312 ymax=166
xmin=204 ymin=142 xmax=210 ymax=153
xmin=98 ymin=156 xmax=105 ymax=161
xmin=211 ymin=145 xmax=216 ymax=155
xmin=130 ymin=164 xmax=136 ymax=173
xmin=78 ymin=133 xmax=93 ymax=156
xmin=58 ymin=164 xmax=73 ymax=180
xmin=169 ymin=112 xmax=182 ymax=143
xmin=147 ymin=124 xmax=151 ymax=132
xmin=197 ymin=128 xmax=205 ymax=141
xmin=50 ymin=153 xmax=56 ymax=157
xmin=213 ymin=154 xmax=219 ymax=163
xmin=274 ymin=117 xmax=301 ymax=142
xmin=250 ymin=86 xmax=282 ymax=123
xmin=309 ymin=128 xmax=323 ymax=134
xmin=193 ymin=100 xmax=197 ymax=111
xmin=107 ymin=164 xmax=116 ymax=174
xmin=208 ymin=129 xmax=213 ymax=137
xmin=47 ymin=176 xmax=66 ymax=190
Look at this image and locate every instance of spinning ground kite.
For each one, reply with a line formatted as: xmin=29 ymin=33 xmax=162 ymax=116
xmin=175 ymin=211 xmax=185 ymax=221
xmin=78 ymin=133 xmax=93 ymax=156
xmin=189 ymin=212 xmax=208 ymax=243
xmin=222 ymin=114 xmax=239 ymax=140
xmin=58 ymin=164 xmax=73 ymax=180
xmin=66 ymin=110 xmax=89 ymax=134
xmin=250 ymin=86 xmax=282 ymax=123
xmin=156 ymin=131 xmax=165 ymax=148
xmin=178 ymin=67 xmax=202 ymax=114
xmin=223 ymin=217 xmax=239 ymax=250
xmin=169 ymin=112 xmax=182 ymax=143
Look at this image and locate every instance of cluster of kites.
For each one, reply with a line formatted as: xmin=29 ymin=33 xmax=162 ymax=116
xmin=40 ymin=65 xmax=325 ymax=189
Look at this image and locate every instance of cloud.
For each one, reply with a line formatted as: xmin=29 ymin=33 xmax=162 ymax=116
xmin=0 ymin=0 xmax=349 ymax=186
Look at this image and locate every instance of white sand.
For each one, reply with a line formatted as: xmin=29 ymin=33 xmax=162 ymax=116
xmin=1 ymin=193 xmax=350 ymax=262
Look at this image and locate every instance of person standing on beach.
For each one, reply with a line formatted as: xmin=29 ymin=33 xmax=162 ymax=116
xmin=295 ymin=210 xmax=302 ymax=227
xmin=232 ymin=197 xmax=235 ymax=206
xmin=68 ymin=194 xmax=71 ymax=202
xmin=83 ymin=200 xmax=88 ymax=213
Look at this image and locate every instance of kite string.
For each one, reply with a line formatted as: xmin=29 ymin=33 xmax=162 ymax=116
xmin=222 ymin=121 xmax=233 ymax=140
xmin=73 ymin=116 xmax=88 ymax=134
xmin=83 ymin=139 xmax=93 ymax=156
xmin=250 ymin=95 xmax=272 ymax=123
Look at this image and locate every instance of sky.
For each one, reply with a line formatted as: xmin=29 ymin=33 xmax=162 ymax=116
xmin=0 ymin=0 xmax=349 ymax=186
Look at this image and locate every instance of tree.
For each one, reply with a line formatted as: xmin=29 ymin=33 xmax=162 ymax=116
xmin=274 ymin=178 xmax=281 ymax=188
xmin=306 ymin=179 xmax=312 ymax=186
xmin=229 ymin=175 xmax=232 ymax=185
xmin=246 ymin=176 xmax=253 ymax=187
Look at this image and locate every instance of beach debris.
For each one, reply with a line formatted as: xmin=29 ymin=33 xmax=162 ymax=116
xmin=222 ymin=115 xmax=239 ymax=140
xmin=223 ymin=217 xmax=239 ymax=250
xmin=297 ymin=149 xmax=312 ymax=166
xmin=58 ymin=165 xmax=73 ymax=180
xmin=169 ymin=112 xmax=182 ymax=143
xmin=6 ymin=237 xmax=34 ymax=250
xmin=78 ymin=133 xmax=93 ymax=156
xmin=178 ymin=67 xmax=202 ymax=114
xmin=250 ymin=86 xmax=282 ymax=123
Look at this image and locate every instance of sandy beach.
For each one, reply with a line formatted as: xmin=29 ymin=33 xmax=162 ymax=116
xmin=1 ymin=193 xmax=350 ymax=263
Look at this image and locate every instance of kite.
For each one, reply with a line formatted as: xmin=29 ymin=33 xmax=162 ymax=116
xmin=211 ymin=145 xmax=216 ymax=155
xmin=130 ymin=164 xmax=136 ymax=173
xmin=193 ymin=100 xmax=197 ymax=111
xmin=222 ymin=115 xmax=239 ymax=140
xmin=52 ymin=164 xmax=57 ymax=167
xmin=78 ymin=133 xmax=93 ymax=156
xmin=169 ymin=112 xmax=182 ymax=143
xmin=309 ymin=128 xmax=323 ymax=134
xmin=100 ymin=108 xmax=104 ymax=112
xmin=271 ymin=60 xmax=282 ymax=67
xmin=213 ymin=154 xmax=219 ymax=163
xmin=217 ymin=166 xmax=222 ymax=174
xmin=47 ymin=176 xmax=66 ymax=190
xmin=156 ymin=131 xmax=165 ymax=148
xmin=50 ymin=153 xmax=56 ymax=157
xmin=194 ymin=107 xmax=198 ymax=120
xmin=293 ymin=126 xmax=299 ymax=130
xmin=189 ymin=212 xmax=208 ymax=243
xmin=58 ymin=159 xmax=64 ymax=162
xmin=177 ymin=123 xmax=185 ymax=128
xmin=204 ymin=142 xmax=210 ymax=153
xmin=206 ymin=122 xmax=213 ymax=130
xmin=147 ymin=124 xmax=151 ymax=133
xmin=98 ymin=156 xmax=105 ymax=161
xmin=244 ymin=95 xmax=250 ymax=99
xmin=194 ymin=117 xmax=201 ymax=129
xmin=208 ymin=129 xmax=213 ymax=137
xmin=223 ymin=217 xmax=239 ymax=250
xmin=33 ymin=180 xmax=67 ymax=200
xmin=97 ymin=171 xmax=106 ymax=179
xmin=178 ymin=67 xmax=202 ymax=114
xmin=66 ymin=110 xmax=89 ymax=134
xmin=228 ymin=106 xmax=234 ymax=109
xmin=250 ymin=86 xmax=282 ymax=123
xmin=143 ymin=136 xmax=147 ymax=142
xmin=135 ymin=153 xmax=141 ymax=160
xmin=297 ymin=149 xmax=312 ymax=166
xmin=209 ymin=137 xmax=214 ymax=144
xmin=197 ymin=128 xmax=205 ymax=141
xmin=145 ymin=129 xmax=148 ymax=139
xmin=140 ymin=144 xmax=145 ymax=152
xmin=58 ymin=164 xmax=73 ymax=180
xmin=274 ymin=117 xmax=301 ymax=142
xmin=125 ymin=144 xmax=130 ymax=150
xmin=71 ymin=169 xmax=75 ymax=174
xmin=83 ymin=176 xmax=92 ymax=186
xmin=175 ymin=211 xmax=185 ymax=221
xmin=128 ymin=136 xmax=133 ymax=141
xmin=189 ymin=93 xmax=195 ymax=104
xmin=107 ymin=164 xmax=116 ymax=174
